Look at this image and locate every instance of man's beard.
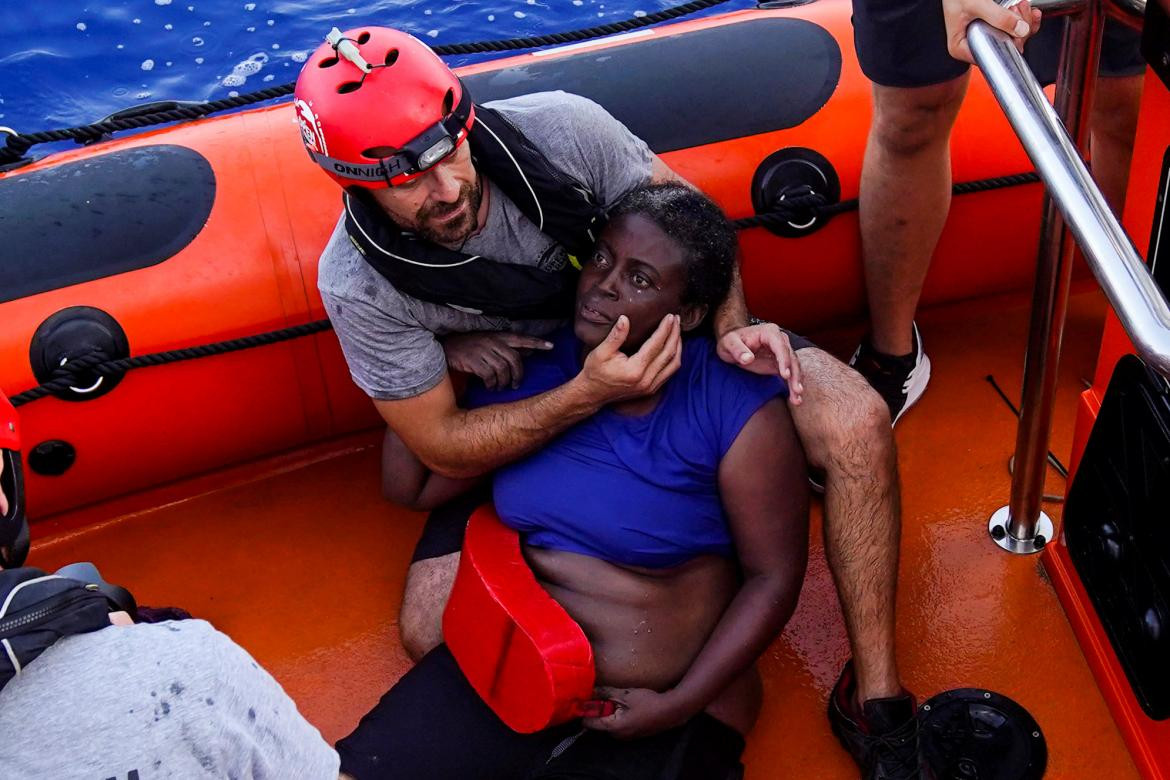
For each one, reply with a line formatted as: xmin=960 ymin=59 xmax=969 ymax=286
xmin=415 ymin=179 xmax=483 ymax=247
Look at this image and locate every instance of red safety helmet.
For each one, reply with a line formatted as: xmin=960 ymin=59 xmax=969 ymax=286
xmin=293 ymin=27 xmax=475 ymax=189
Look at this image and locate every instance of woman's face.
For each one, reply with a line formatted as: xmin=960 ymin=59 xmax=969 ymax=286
xmin=574 ymin=213 xmax=704 ymax=351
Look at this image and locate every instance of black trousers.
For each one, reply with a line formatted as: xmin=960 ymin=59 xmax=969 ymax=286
xmin=336 ymin=645 xmax=745 ymax=780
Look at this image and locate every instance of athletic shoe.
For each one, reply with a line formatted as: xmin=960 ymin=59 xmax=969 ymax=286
xmin=849 ymin=323 xmax=931 ymax=426
xmin=828 ymin=661 xmax=930 ymax=780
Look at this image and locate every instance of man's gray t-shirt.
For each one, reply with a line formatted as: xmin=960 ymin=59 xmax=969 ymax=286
xmin=318 ymin=91 xmax=654 ymax=401
xmin=0 ymin=620 xmax=339 ymax=779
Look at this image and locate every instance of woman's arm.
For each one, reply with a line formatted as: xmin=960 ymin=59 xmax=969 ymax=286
xmin=380 ymin=426 xmax=484 ymax=511
xmin=585 ymin=397 xmax=809 ymax=738
xmin=673 ymin=397 xmax=810 ymax=708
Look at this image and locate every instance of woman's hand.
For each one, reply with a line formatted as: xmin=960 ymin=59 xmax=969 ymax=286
xmin=442 ymin=331 xmax=552 ymax=391
xmin=581 ymin=686 xmax=693 ymax=740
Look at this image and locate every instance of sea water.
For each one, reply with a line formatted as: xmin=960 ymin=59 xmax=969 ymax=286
xmin=0 ymin=0 xmax=755 ymax=141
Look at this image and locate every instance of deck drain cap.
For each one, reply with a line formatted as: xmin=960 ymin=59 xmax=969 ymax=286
xmin=920 ymin=688 xmax=1046 ymax=779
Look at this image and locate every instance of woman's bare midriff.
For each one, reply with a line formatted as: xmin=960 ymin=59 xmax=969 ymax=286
xmin=523 ymin=545 xmax=762 ymax=734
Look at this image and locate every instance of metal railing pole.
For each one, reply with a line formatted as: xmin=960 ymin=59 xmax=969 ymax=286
xmin=975 ymin=1 xmax=1105 ymax=553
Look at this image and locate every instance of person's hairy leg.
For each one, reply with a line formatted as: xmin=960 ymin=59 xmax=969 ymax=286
xmin=1090 ymin=74 xmax=1143 ymax=217
xmin=399 ymin=552 xmax=459 ymax=661
xmin=789 ymin=348 xmax=902 ymax=702
xmin=861 ymin=75 xmax=969 ymax=357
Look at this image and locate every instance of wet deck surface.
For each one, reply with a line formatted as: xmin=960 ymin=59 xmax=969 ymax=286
xmin=27 ymin=288 xmax=1139 ymax=778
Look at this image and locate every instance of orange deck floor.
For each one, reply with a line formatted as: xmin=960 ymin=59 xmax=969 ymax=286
xmin=25 ymin=288 xmax=1139 ymax=778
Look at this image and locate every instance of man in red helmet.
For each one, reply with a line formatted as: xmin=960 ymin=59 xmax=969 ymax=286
xmin=298 ymin=26 xmax=916 ymax=775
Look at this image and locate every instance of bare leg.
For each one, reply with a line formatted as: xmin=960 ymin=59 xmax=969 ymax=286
xmin=399 ymin=552 xmax=459 ymax=661
xmin=1089 ymin=74 xmax=1143 ymax=216
xmin=862 ymin=75 xmax=969 ymax=356
xmin=790 ymin=348 xmax=902 ymax=702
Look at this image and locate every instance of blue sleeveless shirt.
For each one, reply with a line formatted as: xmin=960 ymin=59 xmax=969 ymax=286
xmin=466 ymin=327 xmax=786 ymax=569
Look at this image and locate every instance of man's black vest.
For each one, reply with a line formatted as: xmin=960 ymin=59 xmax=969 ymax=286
xmin=343 ymin=105 xmax=607 ymax=319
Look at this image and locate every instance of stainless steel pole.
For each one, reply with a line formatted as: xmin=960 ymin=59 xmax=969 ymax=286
xmin=973 ymin=1 xmax=1104 ymax=553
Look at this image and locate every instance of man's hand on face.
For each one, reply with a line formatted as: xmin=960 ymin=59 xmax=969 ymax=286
xmin=443 ymin=332 xmax=554 ymax=391
xmin=578 ymin=314 xmax=682 ymax=404
xmin=717 ymin=323 xmax=804 ymax=405
xmin=943 ymin=0 xmax=1041 ymax=63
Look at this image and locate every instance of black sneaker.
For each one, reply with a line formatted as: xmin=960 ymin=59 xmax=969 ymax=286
xmin=850 ymin=323 xmax=931 ymax=426
xmin=828 ymin=661 xmax=930 ymax=780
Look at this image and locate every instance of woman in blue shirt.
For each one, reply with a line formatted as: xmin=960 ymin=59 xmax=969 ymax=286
xmin=340 ymin=184 xmax=810 ymax=779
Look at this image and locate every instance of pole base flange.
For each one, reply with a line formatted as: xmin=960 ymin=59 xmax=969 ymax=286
xmin=988 ymin=507 xmax=1054 ymax=555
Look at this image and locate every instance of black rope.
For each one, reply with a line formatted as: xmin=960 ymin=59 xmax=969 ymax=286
xmin=0 ymin=0 xmax=735 ymax=165
xmin=8 ymin=170 xmax=1042 ymax=406
xmin=428 ymin=0 xmax=732 ymax=54
xmin=0 ymin=85 xmax=297 ymax=164
xmin=953 ymin=171 xmax=1041 ymax=194
xmin=984 ymin=374 xmax=1070 ymax=478
xmin=731 ymin=170 xmax=1040 ymax=231
xmin=10 ymin=320 xmax=332 ymax=407
xmin=732 ymin=193 xmax=856 ymax=231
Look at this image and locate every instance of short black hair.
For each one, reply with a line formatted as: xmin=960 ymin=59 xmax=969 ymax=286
xmin=607 ymin=184 xmax=736 ymax=312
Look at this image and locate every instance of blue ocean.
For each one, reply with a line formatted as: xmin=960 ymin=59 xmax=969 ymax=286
xmin=0 ymin=0 xmax=756 ymax=140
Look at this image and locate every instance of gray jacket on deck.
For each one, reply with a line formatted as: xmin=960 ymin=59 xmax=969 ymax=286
xmin=0 ymin=619 xmax=338 ymax=779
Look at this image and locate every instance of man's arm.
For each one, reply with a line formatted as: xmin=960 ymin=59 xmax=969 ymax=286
xmin=378 ymin=314 xmax=681 ymax=479
xmin=585 ymin=397 xmax=809 ymax=738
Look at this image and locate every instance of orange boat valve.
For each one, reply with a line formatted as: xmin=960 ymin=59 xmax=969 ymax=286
xmin=749 ymin=147 xmax=841 ymax=239
xmin=28 ymin=306 xmax=129 ymax=403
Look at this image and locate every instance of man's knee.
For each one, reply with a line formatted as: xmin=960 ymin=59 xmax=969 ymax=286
xmin=871 ymin=76 xmax=969 ymax=157
xmin=399 ymin=552 xmax=459 ymax=661
xmin=792 ymin=350 xmax=894 ymax=471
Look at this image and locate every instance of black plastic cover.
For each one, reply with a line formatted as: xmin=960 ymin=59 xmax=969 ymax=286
xmin=0 ymin=144 xmax=215 ymax=304
xmin=1065 ymin=354 xmax=1170 ymax=720
xmin=920 ymin=688 xmax=1047 ymax=779
xmin=463 ymin=17 xmax=841 ymax=153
